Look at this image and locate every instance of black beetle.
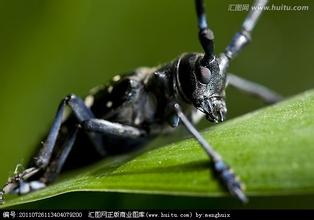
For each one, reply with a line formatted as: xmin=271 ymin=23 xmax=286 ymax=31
xmin=1 ymin=0 xmax=282 ymax=203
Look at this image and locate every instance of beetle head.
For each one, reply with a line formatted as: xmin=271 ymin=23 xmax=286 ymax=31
xmin=176 ymin=54 xmax=227 ymax=123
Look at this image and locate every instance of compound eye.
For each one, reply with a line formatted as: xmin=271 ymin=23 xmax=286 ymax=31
xmin=197 ymin=66 xmax=211 ymax=84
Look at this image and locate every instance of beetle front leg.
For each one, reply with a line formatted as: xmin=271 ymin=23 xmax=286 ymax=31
xmin=171 ymin=103 xmax=247 ymax=203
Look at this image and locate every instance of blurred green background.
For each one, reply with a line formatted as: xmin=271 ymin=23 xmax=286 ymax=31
xmin=0 ymin=0 xmax=313 ymax=208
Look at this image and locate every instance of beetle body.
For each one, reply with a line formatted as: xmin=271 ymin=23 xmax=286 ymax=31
xmin=2 ymin=0 xmax=282 ymax=203
xmin=38 ymin=53 xmax=206 ymax=171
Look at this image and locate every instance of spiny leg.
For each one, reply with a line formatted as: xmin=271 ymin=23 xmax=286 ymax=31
xmin=2 ymin=166 xmax=45 ymax=197
xmin=172 ymin=103 xmax=247 ymax=203
xmin=1 ymin=94 xmax=104 ymax=197
xmin=65 ymin=95 xmax=106 ymax=156
xmin=2 ymin=104 xmax=147 ymax=199
xmin=36 ymin=94 xmax=105 ymax=169
xmin=41 ymin=126 xmax=80 ymax=184
xmin=40 ymin=119 xmax=146 ymax=184
xmin=227 ymin=73 xmax=283 ymax=104
xmin=82 ymin=119 xmax=146 ymax=138
xmin=219 ymin=0 xmax=269 ymax=72
xmin=19 ymin=119 xmax=146 ymax=194
xmin=34 ymin=95 xmax=106 ymax=173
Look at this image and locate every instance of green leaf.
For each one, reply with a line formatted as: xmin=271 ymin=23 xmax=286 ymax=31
xmin=2 ymin=90 xmax=314 ymax=208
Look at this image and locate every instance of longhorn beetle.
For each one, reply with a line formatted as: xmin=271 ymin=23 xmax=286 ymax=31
xmin=1 ymin=0 xmax=282 ymax=203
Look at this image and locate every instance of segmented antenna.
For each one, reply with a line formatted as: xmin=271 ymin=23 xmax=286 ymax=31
xmin=243 ymin=0 xmax=268 ymax=33
xmin=195 ymin=0 xmax=215 ymax=64
xmin=224 ymin=0 xmax=269 ymax=60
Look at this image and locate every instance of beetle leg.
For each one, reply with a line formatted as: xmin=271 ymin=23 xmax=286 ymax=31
xmin=42 ymin=118 xmax=146 ymax=182
xmin=40 ymin=126 xmax=80 ymax=183
xmin=227 ymin=73 xmax=283 ymax=104
xmin=39 ymin=119 xmax=146 ymax=184
xmin=3 ymin=180 xmax=46 ymax=196
xmin=172 ymin=103 xmax=248 ymax=203
xmin=36 ymin=94 xmax=105 ymax=170
xmin=1 ymin=166 xmax=46 ymax=198
xmin=82 ymin=119 xmax=146 ymax=139
xmin=1 ymin=94 xmax=105 ymax=197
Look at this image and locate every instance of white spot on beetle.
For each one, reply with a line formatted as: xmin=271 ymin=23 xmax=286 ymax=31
xmin=107 ymin=86 xmax=113 ymax=93
xmin=106 ymin=101 xmax=113 ymax=108
xmin=84 ymin=95 xmax=94 ymax=107
xmin=134 ymin=117 xmax=141 ymax=125
xmin=113 ymin=75 xmax=121 ymax=82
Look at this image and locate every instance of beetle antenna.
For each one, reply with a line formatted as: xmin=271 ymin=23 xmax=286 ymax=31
xmin=224 ymin=0 xmax=268 ymax=61
xmin=195 ymin=0 xmax=215 ymax=65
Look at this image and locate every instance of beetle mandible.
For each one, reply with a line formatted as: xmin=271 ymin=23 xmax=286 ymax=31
xmin=1 ymin=0 xmax=282 ymax=203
